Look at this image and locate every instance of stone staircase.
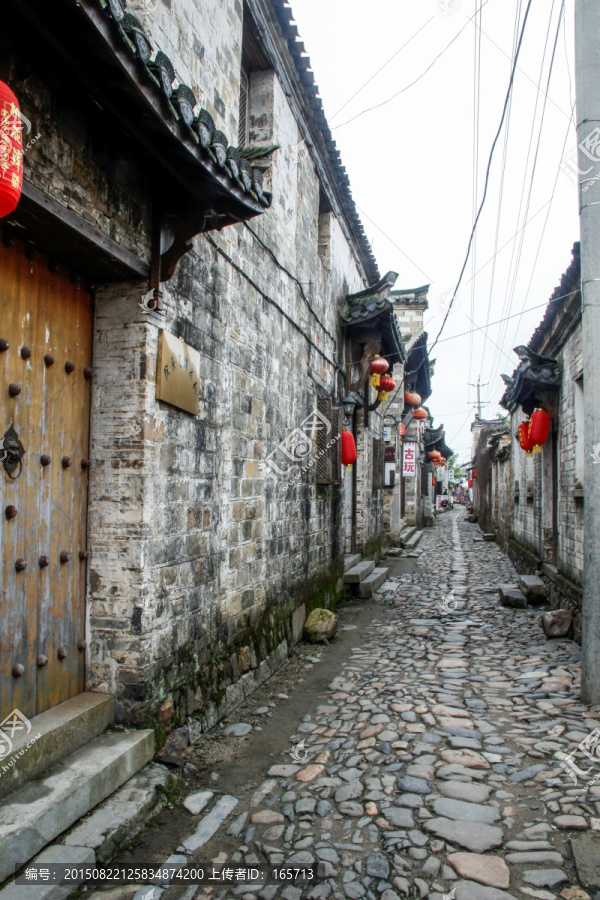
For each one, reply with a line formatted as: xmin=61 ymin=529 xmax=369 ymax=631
xmin=343 ymin=554 xmax=390 ymax=598
xmin=0 ymin=693 xmax=162 ymax=890
xmin=399 ymin=524 xmax=423 ymax=550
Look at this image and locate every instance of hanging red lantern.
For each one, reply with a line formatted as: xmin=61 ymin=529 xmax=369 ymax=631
xmin=529 ymin=408 xmax=551 ymax=452
xmin=518 ymin=421 xmax=534 ymax=454
xmin=428 ymin=450 xmax=441 ymax=461
xmin=341 ymin=430 xmax=357 ymax=469
xmin=379 ymin=375 xmax=396 ymax=393
xmin=0 ymin=81 xmax=24 ymax=219
xmin=440 ymin=457 xmax=447 ymax=465
xmin=370 ymin=357 xmax=389 ymax=376
xmin=404 ymin=391 xmax=421 ymax=407
xmin=468 ymin=479 xmax=473 ymax=488
xmin=412 ymin=407 xmax=427 ymax=420
xmin=399 ymin=423 xmax=406 ymax=437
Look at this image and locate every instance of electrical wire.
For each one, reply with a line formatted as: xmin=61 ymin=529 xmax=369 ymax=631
xmin=429 ymin=0 xmax=535 ymax=356
xmin=332 ymin=0 xmax=495 ymax=130
xmin=485 ymin=0 xmax=564 ymax=387
xmin=204 ymin=233 xmax=343 ymax=373
xmin=243 ymin=221 xmax=337 ymax=348
xmin=329 ymin=16 xmax=436 ymax=122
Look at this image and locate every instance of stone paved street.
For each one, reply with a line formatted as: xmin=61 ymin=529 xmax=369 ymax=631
xmin=101 ymin=508 xmax=599 ymax=900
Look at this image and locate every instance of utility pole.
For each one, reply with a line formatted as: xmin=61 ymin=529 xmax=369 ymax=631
xmin=468 ymin=380 xmax=488 ymax=419
xmin=576 ymin=0 xmax=600 ymax=704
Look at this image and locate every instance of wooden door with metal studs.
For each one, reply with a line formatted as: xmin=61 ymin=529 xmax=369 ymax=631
xmin=0 ymin=233 xmax=92 ymax=721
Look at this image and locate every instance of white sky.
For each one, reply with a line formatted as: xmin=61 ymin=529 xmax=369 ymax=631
xmin=291 ymin=0 xmax=580 ymax=463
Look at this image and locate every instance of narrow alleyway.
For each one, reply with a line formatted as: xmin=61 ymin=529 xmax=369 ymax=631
xmin=94 ymin=509 xmax=596 ymax=900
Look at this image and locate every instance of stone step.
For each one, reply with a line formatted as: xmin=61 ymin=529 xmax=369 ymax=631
xmin=405 ymin=530 xmax=423 ymax=549
xmin=0 ymin=692 xmax=114 ymax=802
xmin=399 ymin=525 xmax=416 ymax=545
xmin=343 ymin=560 xmax=375 ymax=584
xmin=0 ymin=729 xmax=155 ymax=884
xmin=63 ymin=761 xmax=173 ymax=863
xmin=357 ymin=567 xmax=390 ymax=598
xmin=343 ymin=553 xmax=362 ymax=573
xmin=518 ymin=573 xmax=547 ymax=603
xmin=499 ymin=584 xmax=528 ymax=609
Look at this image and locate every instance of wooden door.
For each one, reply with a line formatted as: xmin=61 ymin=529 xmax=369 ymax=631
xmin=0 ymin=235 xmax=93 ymax=722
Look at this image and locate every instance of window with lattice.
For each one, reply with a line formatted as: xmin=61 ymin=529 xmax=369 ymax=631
xmin=372 ymin=438 xmax=384 ymax=489
xmin=316 ymin=398 xmax=342 ymax=485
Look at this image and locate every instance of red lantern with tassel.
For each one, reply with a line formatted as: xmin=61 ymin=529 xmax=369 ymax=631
xmin=341 ymin=430 xmax=357 ymax=469
xmin=404 ymin=391 xmax=421 ymax=406
xmin=377 ymin=375 xmax=396 ymax=403
xmin=529 ymin=408 xmax=550 ymax=452
xmin=0 ymin=81 xmax=24 ymax=218
xmin=428 ymin=450 xmax=441 ymax=462
xmin=369 ymin=356 xmax=389 ymax=389
xmin=518 ymin=421 xmax=534 ymax=454
xmin=412 ymin=407 xmax=427 ymax=420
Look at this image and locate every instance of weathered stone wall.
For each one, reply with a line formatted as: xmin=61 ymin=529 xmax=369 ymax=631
xmin=10 ymin=1 xmax=375 ymax=731
xmin=88 ymin=68 xmax=366 ymax=726
xmin=508 ymin=322 xmax=583 ymax=609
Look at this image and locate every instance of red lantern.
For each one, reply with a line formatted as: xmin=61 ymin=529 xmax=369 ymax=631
xmin=529 ymin=408 xmax=550 ymax=452
xmin=412 ymin=407 xmax=427 ymax=420
xmin=468 ymin=479 xmax=473 ymax=488
xmin=341 ymin=430 xmax=357 ymax=469
xmin=404 ymin=391 xmax=421 ymax=406
xmin=518 ymin=421 xmax=534 ymax=454
xmin=399 ymin=423 xmax=406 ymax=437
xmin=379 ymin=376 xmax=396 ymax=393
xmin=440 ymin=457 xmax=447 ymax=465
xmin=428 ymin=450 xmax=441 ymax=461
xmin=370 ymin=357 xmax=389 ymax=376
xmin=0 ymin=82 xmax=24 ymax=218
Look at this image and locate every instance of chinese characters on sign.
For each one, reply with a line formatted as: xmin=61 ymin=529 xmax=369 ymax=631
xmin=156 ymin=330 xmax=201 ymax=415
xmin=402 ymin=442 xmax=418 ymax=478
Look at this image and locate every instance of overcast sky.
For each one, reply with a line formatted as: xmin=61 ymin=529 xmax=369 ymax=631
xmin=291 ymin=0 xmax=579 ymax=463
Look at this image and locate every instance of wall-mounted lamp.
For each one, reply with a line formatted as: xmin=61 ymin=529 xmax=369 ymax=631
xmin=342 ymin=393 xmax=357 ymax=428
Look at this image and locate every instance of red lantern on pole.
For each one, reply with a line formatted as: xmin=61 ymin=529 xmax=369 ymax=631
xmin=404 ymin=391 xmax=421 ymax=406
xmin=468 ymin=479 xmax=473 ymax=488
xmin=529 ymin=408 xmax=550 ymax=452
xmin=399 ymin=423 xmax=406 ymax=437
xmin=412 ymin=407 xmax=427 ymax=420
xmin=0 ymin=81 xmax=24 ymax=219
xmin=341 ymin=430 xmax=357 ymax=469
xmin=518 ymin=421 xmax=535 ymax=454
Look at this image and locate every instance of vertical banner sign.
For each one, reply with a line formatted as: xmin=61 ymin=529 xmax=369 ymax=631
xmin=402 ymin=442 xmax=417 ymax=477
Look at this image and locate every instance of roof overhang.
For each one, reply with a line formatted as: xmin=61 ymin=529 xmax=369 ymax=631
xmin=6 ymin=0 xmax=270 ymax=281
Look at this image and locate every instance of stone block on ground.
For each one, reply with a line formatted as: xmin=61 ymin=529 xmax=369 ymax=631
xmin=447 ymin=853 xmax=510 ymax=889
xmin=541 ymin=608 xmax=573 ymax=638
xmin=498 ymin=585 xmax=527 ymax=609
xmin=518 ymin=574 xmax=548 ymax=603
xmin=571 ymin=834 xmax=600 ymax=889
xmin=304 ymin=609 xmax=337 ymax=643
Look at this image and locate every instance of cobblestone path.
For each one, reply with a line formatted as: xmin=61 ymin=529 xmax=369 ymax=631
xmin=186 ymin=509 xmax=597 ymax=900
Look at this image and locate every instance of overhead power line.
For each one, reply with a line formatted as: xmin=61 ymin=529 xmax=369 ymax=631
xmin=429 ymin=0 xmax=535 ymax=356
